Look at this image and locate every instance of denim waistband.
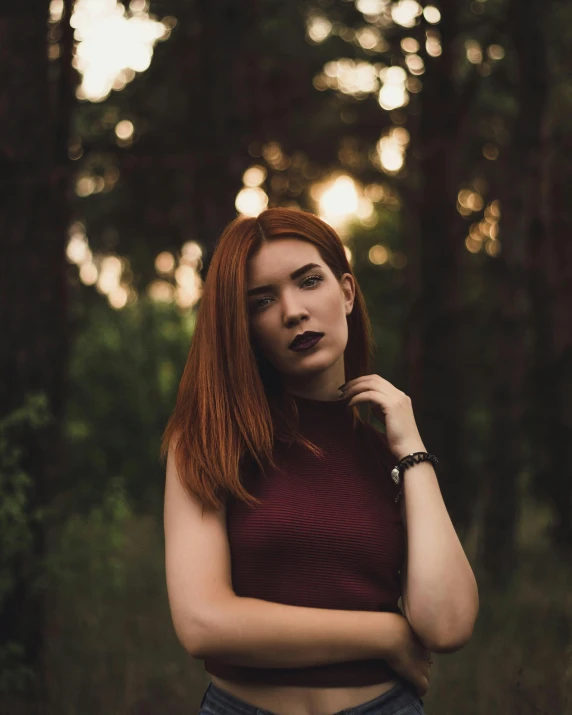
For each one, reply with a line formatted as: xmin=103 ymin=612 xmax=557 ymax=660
xmin=200 ymin=679 xmax=424 ymax=715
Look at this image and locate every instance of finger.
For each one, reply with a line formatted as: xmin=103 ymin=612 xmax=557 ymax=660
xmin=346 ymin=390 xmax=384 ymax=407
xmin=342 ymin=376 xmax=392 ymax=394
xmin=340 ymin=375 xmax=378 ymax=387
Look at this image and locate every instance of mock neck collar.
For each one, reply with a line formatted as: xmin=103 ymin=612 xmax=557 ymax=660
xmin=289 ymin=392 xmax=347 ymax=407
xmin=288 ymin=391 xmax=355 ymax=429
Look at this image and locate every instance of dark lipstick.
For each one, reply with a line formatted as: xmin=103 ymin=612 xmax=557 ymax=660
xmin=289 ymin=332 xmax=324 ymax=351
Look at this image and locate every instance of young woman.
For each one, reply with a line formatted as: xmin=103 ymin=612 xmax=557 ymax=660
xmin=163 ymin=208 xmax=479 ymax=715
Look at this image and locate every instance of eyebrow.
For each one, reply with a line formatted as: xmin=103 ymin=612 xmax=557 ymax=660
xmin=247 ymin=263 xmax=323 ymax=297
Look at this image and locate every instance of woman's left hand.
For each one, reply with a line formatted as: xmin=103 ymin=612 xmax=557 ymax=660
xmin=340 ymin=374 xmax=426 ymax=460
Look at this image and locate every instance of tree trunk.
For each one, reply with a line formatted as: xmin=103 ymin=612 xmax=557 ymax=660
xmin=0 ymin=0 xmax=75 ymax=705
xmin=191 ymin=0 xmax=262 ymax=273
xmin=401 ymin=0 xmax=473 ymax=541
xmin=478 ymin=0 xmax=550 ymax=586
xmin=528 ymin=85 xmax=572 ymax=549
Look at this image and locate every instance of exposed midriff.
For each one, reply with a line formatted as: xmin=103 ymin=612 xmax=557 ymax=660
xmin=209 ymin=674 xmax=401 ymax=715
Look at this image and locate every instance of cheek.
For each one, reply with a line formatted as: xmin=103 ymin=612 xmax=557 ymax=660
xmin=249 ymin=318 xmax=277 ymax=352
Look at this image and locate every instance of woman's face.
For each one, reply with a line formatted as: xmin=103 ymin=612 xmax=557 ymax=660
xmin=246 ymin=238 xmax=355 ymax=399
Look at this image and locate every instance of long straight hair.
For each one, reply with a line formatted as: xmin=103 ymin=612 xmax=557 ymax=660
xmin=160 ymin=207 xmax=379 ymax=512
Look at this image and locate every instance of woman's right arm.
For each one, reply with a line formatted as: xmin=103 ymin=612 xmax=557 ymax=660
xmin=196 ymin=595 xmax=403 ymax=667
xmin=197 ymin=597 xmax=430 ymax=695
xmin=164 ymin=446 xmax=430 ymax=694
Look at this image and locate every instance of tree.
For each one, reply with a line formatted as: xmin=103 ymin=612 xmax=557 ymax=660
xmin=0 ymin=0 xmax=76 ymax=703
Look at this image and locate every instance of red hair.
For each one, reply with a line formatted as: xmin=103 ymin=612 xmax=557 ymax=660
xmin=160 ymin=207 xmax=378 ymax=512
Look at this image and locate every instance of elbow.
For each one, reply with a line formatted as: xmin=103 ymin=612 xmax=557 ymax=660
xmin=171 ymin=611 xmax=211 ymax=660
xmin=417 ymin=581 xmax=480 ymax=653
xmin=411 ymin=605 xmax=479 ymax=654
xmin=176 ymin=599 xmax=230 ymax=660
xmin=425 ymin=628 xmax=473 ymax=654
xmin=422 ymin=614 xmax=478 ymax=654
xmin=174 ymin=622 xmax=205 ymax=659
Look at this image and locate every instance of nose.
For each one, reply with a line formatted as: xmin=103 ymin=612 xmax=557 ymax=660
xmin=281 ymin=290 xmax=309 ymax=326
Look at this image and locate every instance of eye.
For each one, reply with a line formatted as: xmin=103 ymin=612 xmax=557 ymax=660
xmin=301 ymin=274 xmax=323 ymax=289
xmin=251 ymin=274 xmax=324 ymax=311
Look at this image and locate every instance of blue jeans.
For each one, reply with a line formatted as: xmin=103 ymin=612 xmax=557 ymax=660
xmin=199 ymin=680 xmax=426 ymax=714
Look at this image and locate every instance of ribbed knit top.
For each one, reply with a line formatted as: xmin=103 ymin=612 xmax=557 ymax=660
xmin=203 ymin=392 xmax=405 ymax=687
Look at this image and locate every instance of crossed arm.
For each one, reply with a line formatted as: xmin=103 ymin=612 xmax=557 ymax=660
xmin=397 ymin=457 xmax=480 ymax=653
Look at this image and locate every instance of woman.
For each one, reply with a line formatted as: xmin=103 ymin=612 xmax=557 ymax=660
xmin=162 ymin=208 xmax=479 ymax=715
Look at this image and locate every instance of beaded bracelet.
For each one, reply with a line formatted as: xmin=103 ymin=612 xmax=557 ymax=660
xmin=391 ymin=451 xmax=439 ymax=503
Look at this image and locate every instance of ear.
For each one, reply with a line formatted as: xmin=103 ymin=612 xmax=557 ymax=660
xmin=341 ymin=273 xmax=355 ymax=315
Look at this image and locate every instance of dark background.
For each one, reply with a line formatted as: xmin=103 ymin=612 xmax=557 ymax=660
xmin=1 ymin=0 xmax=571 ymax=712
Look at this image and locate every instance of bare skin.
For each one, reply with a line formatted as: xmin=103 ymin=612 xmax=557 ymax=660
xmin=208 ymin=675 xmax=401 ymax=715
xmin=203 ymin=240 xmax=432 ymax=714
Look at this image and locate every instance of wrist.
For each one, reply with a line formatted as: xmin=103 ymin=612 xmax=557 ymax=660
xmin=392 ymin=443 xmax=427 ymax=461
xmin=376 ymin=611 xmax=407 ymax=660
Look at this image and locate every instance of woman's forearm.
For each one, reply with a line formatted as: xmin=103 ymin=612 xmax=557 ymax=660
xmin=192 ymin=595 xmax=402 ymax=668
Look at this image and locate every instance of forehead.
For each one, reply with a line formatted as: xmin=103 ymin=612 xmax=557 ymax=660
xmin=247 ymin=239 xmax=322 ymax=281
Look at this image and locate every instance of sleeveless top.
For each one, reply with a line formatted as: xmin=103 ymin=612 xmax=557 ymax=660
xmin=203 ymin=392 xmax=405 ymax=686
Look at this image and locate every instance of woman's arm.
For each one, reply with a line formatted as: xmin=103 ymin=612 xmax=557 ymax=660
xmin=340 ymin=375 xmax=479 ymax=652
xmin=194 ymin=597 xmax=403 ymax=667
xmin=398 ymin=448 xmax=479 ymax=652
xmin=196 ymin=598 xmax=432 ymax=695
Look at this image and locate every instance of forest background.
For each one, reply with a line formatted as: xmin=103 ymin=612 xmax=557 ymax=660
xmin=1 ymin=0 xmax=571 ymax=713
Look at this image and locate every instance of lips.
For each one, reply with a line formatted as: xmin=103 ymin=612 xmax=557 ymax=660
xmin=288 ymin=332 xmax=324 ymax=351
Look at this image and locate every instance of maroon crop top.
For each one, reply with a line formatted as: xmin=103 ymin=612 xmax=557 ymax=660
xmin=203 ymin=392 xmax=405 ymax=687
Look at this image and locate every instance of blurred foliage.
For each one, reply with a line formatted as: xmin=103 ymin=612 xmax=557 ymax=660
xmin=43 ymin=484 xmax=206 ymax=715
xmin=38 ymin=514 xmax=572 ymax=713
xmin=62 ymin=298 xmax=195 ymax=518
xmin=0 ymin=394 xmax=51 ymax=695
xmin=2 ymin=0 xmax=572 ymax=711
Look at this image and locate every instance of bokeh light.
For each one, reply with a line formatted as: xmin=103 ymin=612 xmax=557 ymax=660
xmin=376 ymin=126 xmax=410 ymax=174
xmin=313 ymin=175 xmax=359 ymax=230
xmin=355 ymin=0 xmax=388 ymax=16
xmin=423 ymin=6 xmax=441 ymax=23
xmin=243 ymin=165 xmax=267 ymax=187
xmin=487 ymin=45 xmax=505 ymax=61
xmin=319 ymin=59 xmax=379 ymax=97
xmin=147 ymin=280 xmax=174 ymax=302
xmin=378 ymin=66 xmax=409 ymax=111
xmin=369 ymin=244 xmax=390 ymax=265
xmin=457 ymin=189 xmax=484 ymax=215
xmin=49 ymin=0 xmax=64 ymax=23
xmin=465 ymin=200 xmax=502 ymax=256
xmin=401 ymin=37 xmax=419 ymax=53
xmin=465 ymin=40 xmax=483 ymax=64
xmin=405 ymin=54 xmax=425 ymax=75
xmin=235 ymin=187 xmax=269 ymax=217
xmin=306 ymin=15 xmax=332 ymax=43
xmin=71 ymin=0 xmax=172 ymax=102
xmin=426 ymin=31 xmax=442 ymax=57
xmin=483 ymin=144 xmax=499 ymax=160
xmin=391 ymin=0 xmax=422 ymax=28
xmin=79 ymin=262 xmax=98 ymax=285
xmin=115 ymin=120 xmax=134 ymax=140
xmin=155 ymin=251 xmax=175 ymax=275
